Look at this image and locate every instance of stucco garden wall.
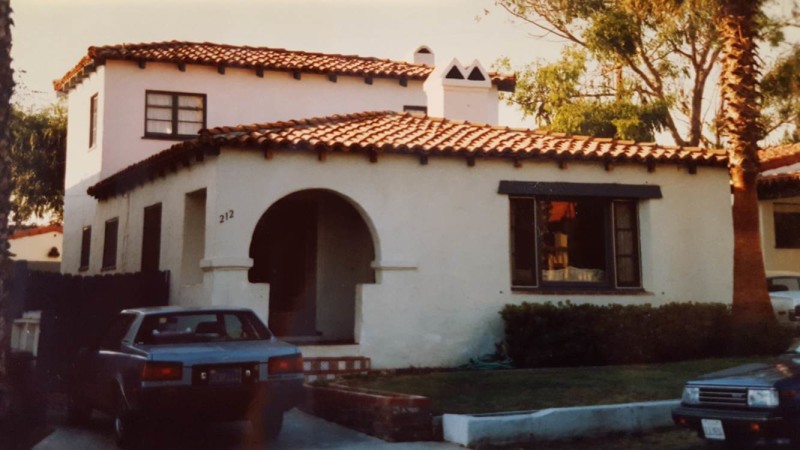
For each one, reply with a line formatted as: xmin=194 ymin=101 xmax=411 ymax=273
xmin=82 ymin=148 xmax=734 ymax=368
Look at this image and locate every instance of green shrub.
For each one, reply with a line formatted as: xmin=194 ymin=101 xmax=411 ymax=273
xmin=500 ymin=301 xmax=794 ymax=368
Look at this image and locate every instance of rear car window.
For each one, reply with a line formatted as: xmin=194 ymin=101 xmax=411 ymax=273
xmin=135 ymin=311 xmax=270 ymax=345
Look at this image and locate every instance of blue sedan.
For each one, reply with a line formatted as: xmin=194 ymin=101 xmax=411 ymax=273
xmin=66 ymin=306 xmax=305 ymax=448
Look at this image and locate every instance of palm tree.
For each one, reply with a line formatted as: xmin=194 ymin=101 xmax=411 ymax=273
xmin=0 ymin=0 xmax=14 ymax=377
xmin=717 ymin=0 xmax=774 ymax=325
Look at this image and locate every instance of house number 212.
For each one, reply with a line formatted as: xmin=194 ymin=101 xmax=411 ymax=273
xmin=219 ymin=210 xmax=234 ymax=223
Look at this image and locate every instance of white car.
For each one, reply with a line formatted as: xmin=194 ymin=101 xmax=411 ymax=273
xmin=767 ymin=271 xmax=800 ymax=326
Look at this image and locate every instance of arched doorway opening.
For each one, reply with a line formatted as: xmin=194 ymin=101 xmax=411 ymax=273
xmin=249 ymin=190 xmax=375 ymax=342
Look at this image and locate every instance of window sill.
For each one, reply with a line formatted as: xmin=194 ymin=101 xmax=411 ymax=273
xmin=142 ymin=134 xmax=199 ymax=142
xmin=101 ymin=265 xmax=116 ymax=272
xmin=78 ymin=266 xmax=89 ymax=272
xmin=511 ymin=287 xmax=652 ymax=296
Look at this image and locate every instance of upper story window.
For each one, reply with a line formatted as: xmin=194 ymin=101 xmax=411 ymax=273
xmin=774 ymin=203 xmax=800 ymax=249
xmin=145 ymin=91 xmax=206 ymax=139
xmin=89 ymin=94 xmax=98 ymax=148
xmin=502 ymin=181 xmax=659 ymax=291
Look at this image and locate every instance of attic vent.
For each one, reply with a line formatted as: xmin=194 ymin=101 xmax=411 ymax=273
xmin=445 ymin=66 xmax=464 ymax=80
xmin=47 ymin=246 xmax=60 ymax=258
xmin=418 ymin=47 xmax=432 ymax=54
xmin=467 ymin=67 xmax=486 ymax=81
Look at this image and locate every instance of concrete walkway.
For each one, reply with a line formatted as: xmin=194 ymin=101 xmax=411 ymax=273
xmin=34 ymin=409 xmax=460 ymax=450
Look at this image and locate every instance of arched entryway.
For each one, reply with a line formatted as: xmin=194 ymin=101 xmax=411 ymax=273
xmin=248 ymin=190 xmax=376 ymax=342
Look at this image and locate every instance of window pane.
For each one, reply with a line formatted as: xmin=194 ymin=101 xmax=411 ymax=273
xmin=147 ymin=120 xmax=172 ymax=135
xmin=178 ymin=95 xmax=203 ymax=108
xmin=614 ymin=201 xmax=641 ymax=287
xmin=147 ymin=93 xmax=173 ymax=107
xmin=616 ymin=257 xmax=637 ymax=286
xmin=177 ymin=121 xmax=202 ymax=135
xmin=510 ymin=198 xmax=536 ymax=286
xmin=774 ymin=203 xmax=800 ymax=249
xmin=146 ymin=108 xmax=172 ymax=120
xmin=539 ymin=199 xmax=606 ymax=283
xmin=177 ymin=109 xmax=202 ymax=122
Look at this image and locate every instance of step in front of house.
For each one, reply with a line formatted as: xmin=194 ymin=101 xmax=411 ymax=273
xmin=302 ymin=357 xmax=371 ymax=383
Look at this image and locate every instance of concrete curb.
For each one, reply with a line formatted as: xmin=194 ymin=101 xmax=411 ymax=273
xmin=442 ymin=399 xmax=680 ymax=447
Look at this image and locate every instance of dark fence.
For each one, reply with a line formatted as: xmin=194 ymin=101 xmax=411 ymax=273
xmin=11 ymin=264 xmax=170 ymax=390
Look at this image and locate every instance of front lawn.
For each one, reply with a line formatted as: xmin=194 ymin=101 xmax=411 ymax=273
xmin=340 ymin=357 xmax=761 ymax=415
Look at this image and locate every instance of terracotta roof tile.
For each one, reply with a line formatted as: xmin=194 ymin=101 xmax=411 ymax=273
xmin=55 ymin=41 xmax=515 ymax=93
xmin=10 ymin=224 xmax=63 ymax=240
xmin=759 ymin=143 xmax=800 ymax=171
xmin=87 ymin=111 xmax=728 ymax=200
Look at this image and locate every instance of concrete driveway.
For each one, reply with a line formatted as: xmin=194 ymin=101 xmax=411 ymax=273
xmin=34 ymin=409 xmax=459 ymax=450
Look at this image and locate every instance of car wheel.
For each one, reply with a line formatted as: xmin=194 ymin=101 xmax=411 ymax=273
xmin=113 ymin=394 xmax=140 ymax=449
xmin=66 ymin=392 xmax=92 ymax=425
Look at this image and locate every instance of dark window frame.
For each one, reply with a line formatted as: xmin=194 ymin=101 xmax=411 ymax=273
xmin=509 ymin=195 xmax=643 ymax=291
xmin=141 ymin=203 xmax=162 ymax=272
xmin=79 ymin=226 xmax=91 ymax=271
xmin=102 ymin=218 xmax=119 ymax=271
xmin=774 ymin=203 xmax=800 ymax=249
xmin=89 ymin=94 xmax=98 ymax=148
xmin=144 ymin=90 xmax=207 ymax=140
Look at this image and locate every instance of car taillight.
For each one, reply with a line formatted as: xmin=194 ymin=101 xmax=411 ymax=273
xmin=268 ymin=354 xmax=303 ymax=375
xmin=141 ymin=362 xmax=183 ymax=381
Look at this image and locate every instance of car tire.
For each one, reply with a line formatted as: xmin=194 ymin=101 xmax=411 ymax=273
xmin=66 ymin=392 xmax=92 ymax=426
xmin=113 ymin=393 xmax=140 ymax=449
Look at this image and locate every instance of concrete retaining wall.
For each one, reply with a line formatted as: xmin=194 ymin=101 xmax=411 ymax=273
xmin=442 ymin=399 xmax=680 ymax=447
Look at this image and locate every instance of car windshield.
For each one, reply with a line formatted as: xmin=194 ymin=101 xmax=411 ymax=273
xmin=768 ymin=276 xmax=800 ymax=292
xmin=134 ymin=311 xmax=271 ymax=345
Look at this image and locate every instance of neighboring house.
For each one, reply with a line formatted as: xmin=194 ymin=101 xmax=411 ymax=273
xmin=56 ymin=41 xmax=734 ymax=368
xmin=8 ymin=224 xmax=63 ymax=272
xmin=757 ymin=144 xmax=800 ymax=272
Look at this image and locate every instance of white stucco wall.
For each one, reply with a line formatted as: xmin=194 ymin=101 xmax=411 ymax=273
xmin=83 ymin=148 xmax=734 ymax=368
xmin=9 ymin=231 xmax=63 ymax=262
xmin=760 ymin=198 xmax=800 ymax=272
xmin=99 ymin=60 xmax=428 ymax=180
xmin=61 ymin=67 xmax=105 ymax=273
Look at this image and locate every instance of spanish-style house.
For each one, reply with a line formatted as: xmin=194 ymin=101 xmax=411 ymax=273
xmin=757 ymin=144 xmax=800 ymax=272
xmin=8 ymin=224 xmax=63 ymax=272
xmin=56 ymin=41 xmax=734 ymax=369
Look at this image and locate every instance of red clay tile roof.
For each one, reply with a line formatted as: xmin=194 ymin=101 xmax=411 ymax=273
xmin=10 ymin=224 xmax=63 ymax=240
xmin=87 ymin=111 xmax=728 ymax=200
xmin=759 ymin=143 xmax=800 ymax=171
xmin=54 ymin=41 xmax=515 ymax=93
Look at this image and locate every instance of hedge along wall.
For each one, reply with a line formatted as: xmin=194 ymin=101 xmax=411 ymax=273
xmin=500 ymin=302 xmax=795 ymax=368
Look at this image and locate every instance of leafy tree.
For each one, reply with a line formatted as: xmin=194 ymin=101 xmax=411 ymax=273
xmin=495 ymin=0 xmax=788 ymax=147
xmin=0 ymin=0 xmax=13 ymax=378
xmin=762 ymin=46 xmax=800 ymax=142
xmin=8 ymin=104 xmax=66 ymax=223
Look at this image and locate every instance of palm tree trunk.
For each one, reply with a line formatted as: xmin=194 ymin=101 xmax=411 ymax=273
xmin=0 ymin=0 xmax=14 ymax=377
xmin=718 ymin=0 xmax=773 ymax=325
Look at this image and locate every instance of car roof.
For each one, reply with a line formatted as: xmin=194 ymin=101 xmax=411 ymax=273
xmin=767 ymin=270 xmax=800 ymax=278
xmin=121 ymin=305 xmax=256 ymax=315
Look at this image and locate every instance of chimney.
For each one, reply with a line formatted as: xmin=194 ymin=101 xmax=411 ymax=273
xmin=413 ymin=45 xmax=435 ymax=66
xmin=423 ymin=58 xmax=499 ymax=125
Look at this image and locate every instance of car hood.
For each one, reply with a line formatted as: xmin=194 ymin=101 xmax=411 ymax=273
xmin=690 ymin=356 xmax=800 ymax=388
xmin=139 ymin=339 xmax=300 ymax=365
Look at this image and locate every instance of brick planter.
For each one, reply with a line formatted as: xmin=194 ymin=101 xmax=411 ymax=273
xmin=301 ymin=384 xmax=433 ymax=442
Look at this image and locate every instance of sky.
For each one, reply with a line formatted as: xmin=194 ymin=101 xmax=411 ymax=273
xmin=11 ymin=0 xmax=571 ymax=128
